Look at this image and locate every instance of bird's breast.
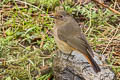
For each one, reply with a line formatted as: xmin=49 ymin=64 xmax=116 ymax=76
xmin=53 ymin=27 xmax=72 ymax=54
xmin=54 ymin=36 xmax=73 ymax=54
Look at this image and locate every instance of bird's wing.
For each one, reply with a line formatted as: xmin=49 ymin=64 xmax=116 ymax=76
xmin=78 ymin=33 xmax=94 ymax=56
xmin=57 ymin=25 xmax=94 ymax=57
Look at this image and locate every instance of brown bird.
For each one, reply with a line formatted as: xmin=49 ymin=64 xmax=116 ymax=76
xmin=52 ymin=9 xmax=101 ymax=73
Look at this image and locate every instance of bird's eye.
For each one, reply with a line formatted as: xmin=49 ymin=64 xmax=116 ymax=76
xmin=59 ymin=15 xmax=64 ymax=18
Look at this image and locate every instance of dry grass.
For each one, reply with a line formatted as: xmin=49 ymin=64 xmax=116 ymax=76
xmin=0 ymin=0 xmax=119 ymax=79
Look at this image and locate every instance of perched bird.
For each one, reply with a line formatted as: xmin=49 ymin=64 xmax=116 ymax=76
xmin=52 ymin=9 xmax=101 ymax=73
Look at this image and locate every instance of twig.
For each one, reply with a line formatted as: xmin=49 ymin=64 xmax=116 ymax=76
xmin=102 ymin=27 xmax=119 ymax=54
xmin=18 ymin=43 xmax=26 ymax=49
xmin=93 ymin=0 xmax=120 ymax=15
xmin=40 ymin=34 xmax=45 ymax=48
xmin=14 ymin=0 xmax=41 ymax=11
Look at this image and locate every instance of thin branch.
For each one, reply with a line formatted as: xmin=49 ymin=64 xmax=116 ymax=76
xmin=14 ymin=0 xmax=41 ymax=11
xmin=102 ymin=27 xmax=119 ymax=54
xmin=93 ymin=0 xmax=120 ymax=15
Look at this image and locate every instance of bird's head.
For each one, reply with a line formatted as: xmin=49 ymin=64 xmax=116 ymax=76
xmin=50 ymin=7 xmax=71 ymax=26
xmin=55 ymin=10 xmax=72 ymax=26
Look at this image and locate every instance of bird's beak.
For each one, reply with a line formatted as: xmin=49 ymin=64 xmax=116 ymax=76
xmin=50 ymin=15 xmax=55 ymax=18
xmin=49 ymin=13 xmax=55 ymax=18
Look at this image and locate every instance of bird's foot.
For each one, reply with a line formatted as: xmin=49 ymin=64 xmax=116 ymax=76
xmin=67 ymin=53 xmax=75 ymax=61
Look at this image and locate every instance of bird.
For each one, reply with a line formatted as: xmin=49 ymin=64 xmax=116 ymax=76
xmin=52 ymin=9 xmax=101 ymax=73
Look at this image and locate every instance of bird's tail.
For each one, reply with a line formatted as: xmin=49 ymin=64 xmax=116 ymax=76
xmin=85 ymin=52 xmax=101 ymax=73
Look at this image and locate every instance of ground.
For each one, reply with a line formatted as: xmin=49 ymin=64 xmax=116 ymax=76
xmin=0 ymin=0 xmax=120 ymax=80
